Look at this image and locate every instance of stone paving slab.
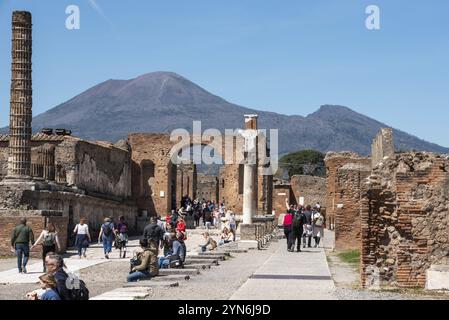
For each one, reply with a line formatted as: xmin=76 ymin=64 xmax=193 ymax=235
xmin=0 ymin=259 xmax=107 ymax=284
xmin=230 ymin=239 xmax=337 ymax=300
xmin=90 ymin=288 xmax=151 ymax=300
xmin=151 ymin=275 xmax=191 ymax=282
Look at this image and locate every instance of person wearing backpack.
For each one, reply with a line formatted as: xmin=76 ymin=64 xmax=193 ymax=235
xmin=312 ymin=210 xmax=325 ymax=248
xmin=302 ymin=205 xmax=313 ymax=248
xmin=291 ymin=211 xmax=306 ymax=252
xmin=98 ymin=217 xmax=116 ymax=259
xmin=11 ymin=217 xmax=34 ymax=274
xmin=31 ymin=223 xmax=61 ymax=272
xmin=45 ymin=253 xmax=89 ymax=300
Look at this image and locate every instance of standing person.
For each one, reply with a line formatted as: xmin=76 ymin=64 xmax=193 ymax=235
xmin=312 ymin=210 xmax=325 ymax=248
xmin=291 ymin=210 xmax=306 ymax=252
xmin=283 ymin=199 xmax=295 ymax=251
xmin=143 ymin=216 xmax=165 ymax=276
xmin=98 ymin=217 xmax=115 ymax=259
xmin=31 ymin=223 xmax=61 ymax=272
xmin=228 ymin=211 xmax=237 ymax=241
xmin=204 ymin=207 xmax=213 ymax=230
xmin=193 ymin=204 xmax=201 ymax=228
xmin=302 ymin=205 xmax=313 ymax=248
xmin=73 ymin=218 xmax=91 ymax=259
xmin=115 ymin=216 xmax=129 ymax=259
xmin=11 ymin=218 xmax=34 ymax=274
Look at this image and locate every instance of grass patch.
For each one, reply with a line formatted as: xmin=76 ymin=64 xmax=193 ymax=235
xmin=337 ymin=250 xmax=360 ymax=266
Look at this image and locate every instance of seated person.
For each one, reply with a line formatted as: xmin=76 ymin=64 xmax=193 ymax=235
xmin=127 ymin=238 xmax=153 ymax=282
xmin=219 ymin=227 xmax=233 ymax=246
xmin=199 ymin=232 xmax=217 ymax=252
xmin=26 ymin=274 xmax=61 ymax=300
xmin=158 ymin=231 xmax=185 ymax=268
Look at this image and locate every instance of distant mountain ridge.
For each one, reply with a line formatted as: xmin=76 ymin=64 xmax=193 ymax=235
xmin=1 ymin=71 xmax=447 ymax=156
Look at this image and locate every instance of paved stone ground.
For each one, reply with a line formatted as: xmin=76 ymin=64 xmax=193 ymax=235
xmin=2 ymin=227 xmax=448 ymax=300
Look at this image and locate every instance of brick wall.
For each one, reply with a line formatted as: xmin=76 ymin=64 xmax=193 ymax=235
xmin=325 ymin=152 xmax=371 ymax=229
xmin=335 ymin=164 xmax=371 ymax=250
xmin=361 ymin=153 xmax=449 ymax=289
xmin=0 ymin=210 xmax=67 ymax=257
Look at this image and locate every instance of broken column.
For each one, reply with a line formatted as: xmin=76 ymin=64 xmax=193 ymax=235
xmin=6 ymin=11 xmax=33 ymax=180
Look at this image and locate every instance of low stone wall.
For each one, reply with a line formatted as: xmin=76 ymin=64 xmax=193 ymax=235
xmin=0 ymin=209 xmax=66 ymax=257
xmin=240 ymin=216 xmax=277 ymax=249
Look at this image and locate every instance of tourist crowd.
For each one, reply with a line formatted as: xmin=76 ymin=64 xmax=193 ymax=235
xmin=282 ymin=199 xmax=325 ymax=252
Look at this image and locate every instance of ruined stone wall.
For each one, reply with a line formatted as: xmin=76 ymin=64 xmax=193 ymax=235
xmin=272 ymin=181 xmax=293 ymax=217
xmin=290 ymin=175 xmax=326 ymax=208
xmin=219 ymin=164 xmax=242 ymax=213
xmin=361 ymin=153 xmax=449 ymax=289
xmin=325 ymin=152 xmax=371 ymax=229
xmin=197 ymin=174 xmax=219 ymax=202
xmin=68 ymin=139 xmax=131 ymax=199
xmin=176 ymin=164 xmax=196 ymax=203
xmin=371 ymin=128 xmax=394 ymax=168
xmin=335 ymin=164 xmax=371 ymax=250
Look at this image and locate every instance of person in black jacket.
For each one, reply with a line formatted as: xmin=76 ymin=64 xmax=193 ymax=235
xmin=291 ymin=211 xmax=306 ymax=252
xmin=142 ymin=217 xmax=165 ymax=276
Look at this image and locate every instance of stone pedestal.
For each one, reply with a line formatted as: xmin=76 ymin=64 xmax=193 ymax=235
xmin=426 ymin=265 xmax=449 ymax=290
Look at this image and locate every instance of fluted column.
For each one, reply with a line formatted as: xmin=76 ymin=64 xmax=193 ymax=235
xmin=7 ymin=11 xmax=32 ymax=179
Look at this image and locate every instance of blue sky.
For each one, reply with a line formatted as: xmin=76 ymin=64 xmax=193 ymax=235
xmin=0 ymin=0 xmax=448 ymax=147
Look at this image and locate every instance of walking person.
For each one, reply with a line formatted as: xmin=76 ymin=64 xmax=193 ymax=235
xmin=31 ymin=222 xmax=61 ymax=272
xmin=302 ymin=205 xmax=313 ymax=248
xmin=115 ymin=215 xmax=129 ymax=259
xmin=312 ymin=210 xmax=325 ymax=248
xmin=291 ymin=210 xmax=306 ymax=252
xmin=228 ymin=211 xmax=237 ymax=241
xmin=73 ymin=218 xmax=91 ymax=259
xmin=283 ymin=199 xmax=295 ymax=251
xmin=10 ymin=217 xmax=34 ymax=274
xmin=98 ymin=217 xmax=115 ymax=259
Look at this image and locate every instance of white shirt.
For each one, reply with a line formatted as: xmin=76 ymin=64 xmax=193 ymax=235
xmin=75 ymin=224 xmax=89 ymax=235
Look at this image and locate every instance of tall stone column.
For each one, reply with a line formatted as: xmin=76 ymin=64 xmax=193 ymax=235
xmin=242 ymin=114 xmax=258 ymax=224
xmin=7 ymin=11 xmax=32 ymax=179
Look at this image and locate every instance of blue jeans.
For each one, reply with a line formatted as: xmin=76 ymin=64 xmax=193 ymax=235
xmin=127 ymin=270 xmax=151 ymax=282
xmin=15 ymin=243 xmax=30 ymax=272
xmin=102 ymin=236 xmax=113 ymax=255
xmin=158 ymin=257 xmax=169 ymax=269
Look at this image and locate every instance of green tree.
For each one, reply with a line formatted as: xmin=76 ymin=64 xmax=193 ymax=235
xmin=279 ymin=150 xmax=325 ymax=178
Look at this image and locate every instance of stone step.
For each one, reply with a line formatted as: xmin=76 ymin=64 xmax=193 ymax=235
xmin=159 ymin=268 xmax=200 ymax=276
xmin=198 ymin=252 xmax=231 ymax=257
xmin=123 ymin=281 xmax=179 ymax=288
xmin=219 ymin=249 xmax=247 ymax=253
xmin=188 ymin=255 xmax=224 ymax=261
xmin=184 ymin=259 xmax=219 ymax=266
xmin=185 ymin=263 xmax=212 ymax=270
xmin=151 ymin=274 xmax=191 ymax=282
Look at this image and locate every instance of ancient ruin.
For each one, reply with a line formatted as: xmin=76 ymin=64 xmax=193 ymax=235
xmin=0 ymin=11 xmax=277 ymax=257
